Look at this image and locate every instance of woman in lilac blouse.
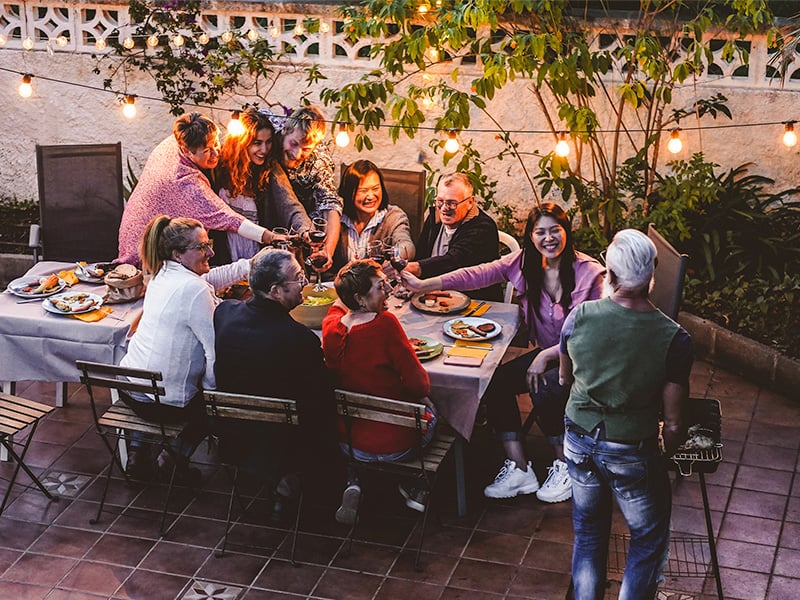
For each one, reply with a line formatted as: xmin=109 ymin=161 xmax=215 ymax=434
xmin=402 ymin=203 xmax=603 ymax=504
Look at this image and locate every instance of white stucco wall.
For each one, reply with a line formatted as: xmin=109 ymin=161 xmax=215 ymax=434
xmin=2 ymin=36 xmax=799 ymax=227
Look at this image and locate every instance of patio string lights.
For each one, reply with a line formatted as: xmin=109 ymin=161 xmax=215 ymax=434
xmin=4 ymin=63 xmax=800 ymax=154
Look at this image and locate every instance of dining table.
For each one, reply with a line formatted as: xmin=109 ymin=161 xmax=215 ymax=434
xmin=0 ymin=260 xmax=143 ymax=407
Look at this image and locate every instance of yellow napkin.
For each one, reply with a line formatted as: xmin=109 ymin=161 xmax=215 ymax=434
xmin=462 ymin=301 xmax=491 ymax=317
xmin=69 ymin=306 xmax=113 ymax=322
xmin=57 ymin=269 xmax=79 ymax=286
xmin=454 ymin=339 xmax=493 ymax=350
xmin=447 ymin=346 xmax=490 ymax=359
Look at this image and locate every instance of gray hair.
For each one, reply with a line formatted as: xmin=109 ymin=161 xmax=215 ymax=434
xmin=439 ymin=172 xmax=473 ymax=197
xmin=605 ymin=229 xmax=657 ymax=292
xmin=249 ymin=248 xmax=296 ymax=298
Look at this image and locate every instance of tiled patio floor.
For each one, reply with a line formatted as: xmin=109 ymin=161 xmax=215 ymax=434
xmin=0 ymin=359 xmax=797 ymax=599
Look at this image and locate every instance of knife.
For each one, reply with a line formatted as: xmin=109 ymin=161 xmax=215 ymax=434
xmin=463 ymin=301 xmax=487 ymax=317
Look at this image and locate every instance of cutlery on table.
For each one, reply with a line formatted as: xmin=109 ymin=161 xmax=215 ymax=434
xmin=16 ymin=297 xmax=44 ymax=304
xmin=462 ymin=301 xmax=487 ymax=317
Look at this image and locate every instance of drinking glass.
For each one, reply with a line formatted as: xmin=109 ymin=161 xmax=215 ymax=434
xmin=271 ymin=227 xmax=289 ymax=250
xmin=305 ymin=217 xmax=328 ymax=291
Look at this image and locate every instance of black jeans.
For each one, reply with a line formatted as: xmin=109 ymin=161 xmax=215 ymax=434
xmin=482 ymin=348 xmax=570 ymax=442
xmin=119 ymin=390 xmax=208 ymax=457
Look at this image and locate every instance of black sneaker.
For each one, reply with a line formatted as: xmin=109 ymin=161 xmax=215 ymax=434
xmin=156 ymin=449 xmax=201 ymax=487
xmin=398 ymin=482 xmax=429 ymax=513
xmin=276 ymin=472 xmax=301 ymax=500
xmin=125 ymin=446 xmax=154 ymax=480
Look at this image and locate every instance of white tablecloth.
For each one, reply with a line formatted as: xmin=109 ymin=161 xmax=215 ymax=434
xmin=0 ymin=261 xmax=142 ymax=384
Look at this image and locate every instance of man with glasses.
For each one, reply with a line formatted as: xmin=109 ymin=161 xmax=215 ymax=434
xmin=213 ymin=248 xmax=341 ymax=516
xmin=118 ymin=113 xmax=284 ymax=266
xmin=404 ymin=172 xmax=502 ymax=300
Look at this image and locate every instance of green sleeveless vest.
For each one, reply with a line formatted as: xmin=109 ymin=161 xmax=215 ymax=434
xmin=565 ymin=297 xmax=679 ymax=441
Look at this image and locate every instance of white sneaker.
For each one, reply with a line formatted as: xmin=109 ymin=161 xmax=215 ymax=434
xmin=536 ymin=459 xmax=572 ymax=503
xmin=484 ymin=459 xmax=540 ymax=498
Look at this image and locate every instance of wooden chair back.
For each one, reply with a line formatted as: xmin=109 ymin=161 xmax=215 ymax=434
xmin=203 ymin=390 xmax=299 ymax=426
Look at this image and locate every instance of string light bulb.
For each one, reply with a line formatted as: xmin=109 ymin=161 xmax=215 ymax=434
xmin=426 ymin=47 xmax=439 ymax=61
xmin=554 ymin=131 xmax=570 ymax=157
xmin=444 ymin=131 xmax=460 ymax=154
xmin=18 ymin=74 xmax=33 ymax=98
xmin=221 ymin=31 xmax=233 ymax=43
xmin=122 ymin=36 xmax=134 ymax=49
xmin=198 ymin=32 xmax=209 ymax=45
xmin=0 ymin=34 xmax=6 ymax=46
xmin=121 ymin=95 xmax=136 ymax=119
xmin=246 ymin=29 xmax=259 ymax=42
xmin=55 ymin=35 xmax=68 ymax=47
xmin=270 ymin=25 xmax=281 ymax=38
xmin=172 ymin=34 xmax=184 ymax=47
xmin=227 ymin=110 xmax=245 ymax=136
xmin=335 ymin=123 xmax=350 ymax=148
xmin=95 ymin=38 xmax=106 ymax=51
xmin=782 ymin=121 xmax=797 ymax=148
xmin=146 ymin=34 xmax=159 ymax=47
xmin=320 ymin=22 xmax=330 ymax=34
xmin=667 ymin=128 xmax=683 ymax=154
xmin=418 ymin=1 xmax=430 ymax=14
xmin=22 ymin=36 xmax=34 ymax=50
xmin=294 ymin=23 xmax=305 ymax=35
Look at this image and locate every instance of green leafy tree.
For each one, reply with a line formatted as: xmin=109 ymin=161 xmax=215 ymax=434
xmin=318 ymin=0 xmax=776 ymax=236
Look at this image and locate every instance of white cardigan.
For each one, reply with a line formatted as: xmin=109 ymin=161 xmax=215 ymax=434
xmin=120 ymin=259 xmax=249 ymax=407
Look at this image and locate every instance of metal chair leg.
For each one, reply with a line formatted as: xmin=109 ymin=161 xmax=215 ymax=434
xmin=700 ymin=472 xmax=724 ymax=599
xmin=216 ymin=465 xmax=240 ymax=558
xmin=92 ymin=431 xmax=126 ymax=525
xmin=290 ymin=488 xmax=304 ymax=567
xmin=0 ymin=431 xmax=58 ymax=516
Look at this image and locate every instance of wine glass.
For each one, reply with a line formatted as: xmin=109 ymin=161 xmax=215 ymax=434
xmin=367 ymin=240 xmax=386 ymax=262
xmin=387 ymin=244 xmax=411 ymax=298
xmin=305 ymin=217 xmax=328 ymax=291
xmin=271 ymin=227 xmax=289 ymax=250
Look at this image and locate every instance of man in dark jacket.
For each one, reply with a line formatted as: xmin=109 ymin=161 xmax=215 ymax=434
xmin=213 ymin=248 xmax=341 ymax=509
xmin=404 ymin=172 xmax=502 ymax=300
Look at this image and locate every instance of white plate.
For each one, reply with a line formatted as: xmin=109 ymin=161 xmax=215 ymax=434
xmin=443 ymin=317 xmax=502 ymax=341
xmin=75 ymin=263 xmax=108 ymax=283
xmin=6 ymin=276 xmax=67 ymax=298
xmin=43 ymin=292 xmax=104 ymax=315
xmin=411 ymin=290 xmax=471 ymax=314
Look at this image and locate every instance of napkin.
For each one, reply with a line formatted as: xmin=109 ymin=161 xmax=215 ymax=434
xmin=454 ymin=339 xmax=493 ymax=350
xmin=463 ymin=301 xmax=491 ymax=317
xmin=57 ymin=269 xmax=79 ymax=286
xmin=444 ymin=346 xmax=490 ymax=367
xmin=69 ymin=306 xmax=114 ymax=322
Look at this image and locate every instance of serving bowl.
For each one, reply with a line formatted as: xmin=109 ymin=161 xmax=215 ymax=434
xmin=290 ymin=283 xmax=337 ymax=329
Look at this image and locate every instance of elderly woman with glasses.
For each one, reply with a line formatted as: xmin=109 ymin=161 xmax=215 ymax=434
xmin=402 ymin=203 xmax=604 ymax=505
xmin=322 ymin=259 xmax=437 ymax=521
xmin=119 ymin=214 xmax=250 ymax=482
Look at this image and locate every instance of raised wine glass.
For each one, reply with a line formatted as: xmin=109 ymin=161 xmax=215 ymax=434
xmin=271 ymin=227 xmax=289 ymax=250
xmin=306 ymin=217 xmax=328 ymax=291
xmin=367 ymin=240 xmax=385 ymax=262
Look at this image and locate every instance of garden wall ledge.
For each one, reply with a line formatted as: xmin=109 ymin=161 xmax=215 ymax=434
xmin=1 ymin=254 xmax=796 ymax=396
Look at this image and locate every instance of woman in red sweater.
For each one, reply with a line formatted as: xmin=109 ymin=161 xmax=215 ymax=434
xmin=322 ymin=259 xmax=436 ymax=521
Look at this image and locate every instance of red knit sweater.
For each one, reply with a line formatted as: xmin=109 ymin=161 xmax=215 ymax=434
xmin=322 ymin=305 xmax=431 ymax=454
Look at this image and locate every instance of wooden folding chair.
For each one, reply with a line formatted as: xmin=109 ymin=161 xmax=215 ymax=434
xmin=0 ymin=393 xmax=59 ymax=516
xmin=76 ymin=360 xmax=187 ymax=535
xmin=203 ymin=390 xmax=302 ymax=564
xmin=334 ymin=389 xmax=455 ymax=571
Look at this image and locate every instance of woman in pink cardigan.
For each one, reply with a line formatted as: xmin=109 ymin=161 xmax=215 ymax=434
xmin=117 ymin=113 xmax=285 ymax=266
xmin=402 ymin=203 xmax=604 ymax=505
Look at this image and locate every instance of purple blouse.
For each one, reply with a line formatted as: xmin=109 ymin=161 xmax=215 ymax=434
xmin=439 ymin=249 xmax=604 ymax=349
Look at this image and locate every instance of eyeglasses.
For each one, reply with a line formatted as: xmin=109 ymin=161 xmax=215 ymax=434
xmin=284 ymin=273 xmax=309 ymax=286
xmin=185 ymin=240 xmax=214 ymax=253
xmin=356 ymin=184 xmax=381 ymax=196
xmin=435 ymin=196 xmax=473 ymax=210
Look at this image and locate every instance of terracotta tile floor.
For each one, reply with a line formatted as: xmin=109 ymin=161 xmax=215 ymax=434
xmin=0 ymin=359 xmax=796 ymax=599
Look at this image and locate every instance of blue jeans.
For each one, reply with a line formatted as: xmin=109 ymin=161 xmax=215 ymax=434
xmin=564 ymin=421 xmax=671 ymax=600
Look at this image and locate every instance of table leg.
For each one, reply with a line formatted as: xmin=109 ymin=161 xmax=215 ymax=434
xmin=455 ymin=436 xmax=467 ymax=517
xmin=55 ymin=382 xmax=68 ymax=407
xmin=1 ymin=382 xmax=15 ymax=461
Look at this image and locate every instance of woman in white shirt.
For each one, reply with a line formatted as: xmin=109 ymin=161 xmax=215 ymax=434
xmin=120 ymin=215 xmax=249 ymax=481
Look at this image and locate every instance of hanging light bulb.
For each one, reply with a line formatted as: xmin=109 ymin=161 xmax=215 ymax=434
xmin=95 ymin=38 xmax=107 ymax=51
xmin=418 ymin=1 xmax=430 ymax=14
xmin=320 ymin=21 xmax=330 ymax=34
xmin=426 ymin=47 xmax=439 ymax=61
xmin=667 ymin=128 xmax=683 ymax=154
xmin=221 ymin=30 xmax=233 ymax=43
xmin=335 ymin=123 xmax=350 ymax=148
xmin=122 ymin=95 xmax=137 ymax=119
xmin=227 ymin=110 xmax=245 ymax=136
xmin=555 ymin=132 xmax=570 ymax=157
xmin=0 ymin=34 xmax=7 ymax=46
xmin=22 ymin=36 xmax=34 ymax=50
xmin=246 ymin=29 xmax=259 ymax=42
xmin=146 ymin=34 xmax=159 ymax=47
xmin=293 ymin=23 xmax=305 ymax=36
xmin=421 ymin=96 xmax=434 ymax=108
xmin=18 ymin=74 xmax=33 ymax=98
xmin=122 ymin=36 xmax=135 ymax=49
xmin=172 ymin=33 xmax=184 ymax=47
xmin=55 ymin=35 xmax=68 ymax=47
xmin=444 ymin=131 xmax=460 ymax=154
xmin=782 ymin=121 xmax=797 ymax=148
xmin=198 ymin=32 xmax=210 ymax=45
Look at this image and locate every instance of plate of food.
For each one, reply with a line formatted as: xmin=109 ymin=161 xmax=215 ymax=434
xmin=43 ymin=292 xmax=104 ymax=315
xmin=75 ymin=262 xmax=111 ymax=283
xmin=443 ymin=317 xmax=502 ymax=341
xmin=6 ymin=274 xmax=67 ymax=298
xmin=411 ymin=290 xmax=470 ymax=314
xmin=408 ymin=335 xmax=443 ymax=361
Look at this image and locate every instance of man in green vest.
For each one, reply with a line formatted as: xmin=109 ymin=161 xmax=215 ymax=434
xmin=559 ymin=229 xmax=693 ymax=600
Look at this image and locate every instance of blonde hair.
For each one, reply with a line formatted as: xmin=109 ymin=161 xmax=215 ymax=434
xmin=140 ymin=215 xmax=203 ymax=276
xmin=282 ymin=105 xmax=326 ymax=146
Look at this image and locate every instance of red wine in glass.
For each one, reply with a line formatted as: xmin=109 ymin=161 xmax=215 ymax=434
xmin=310 ymin=255 xmax=327 ymax=269
xmin=309 ymin=230 xmax=326 ymax=245
xmin=390 ymin=257 xmax=408 ymax=271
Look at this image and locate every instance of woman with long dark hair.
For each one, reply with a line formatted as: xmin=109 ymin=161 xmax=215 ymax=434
xmin=402 ymin=203 xmax=603 ymax=503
